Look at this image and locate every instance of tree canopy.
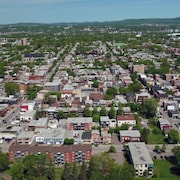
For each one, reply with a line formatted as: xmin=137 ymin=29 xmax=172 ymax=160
xmin=4 ymin=82 xmax=19 ymax=96
xmin=142 ymin=98 xmax=158 ymax=118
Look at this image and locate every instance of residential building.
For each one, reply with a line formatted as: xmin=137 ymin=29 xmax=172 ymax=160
xmin=100 ymin=116 xmax=110 ymax=128
xmin=35 ymin=128 xmax=65 ymax=145
xmin=119 ymin=130 xmax=141 ymax=143
xmin=66 ymin=117 xmax=92 ymax=131
xmin=116 ymin=115 xmax=136 ymax=127
xmin=9 ymin=144 xmax=92 ymax=165
xmin=158 ymin=118 xmax=170 ymax=131
xmin=16 ymin=131 xmax=35 ymax=144
xmin=128 ymin=142 xmax=154 ymax=176
xmin=44 ymin=80 xmax=61 ymax=92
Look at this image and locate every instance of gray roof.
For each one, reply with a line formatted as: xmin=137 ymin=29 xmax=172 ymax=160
xmin=100 ymin=116 xmax=110 ymax=122
xmin=119 ymin=130 xmax=140 ymax=137
xmin=158 ymin=118 xmax=170 ymax=125
xmin=17 ymin=131 xmax=34 ymax=139
xmin=37 ymin=128 xmax=65 ymax=139
xmin=128 ymin=142 xmax=153 ymax=165
xmin=36 ymin=117 xmax=48 ymax=127
xmin=67 ymin=117 xmax=92 ymax=124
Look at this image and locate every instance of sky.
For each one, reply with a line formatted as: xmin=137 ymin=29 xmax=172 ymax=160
xmin=0 ymin=0 xmax=179 ymax=24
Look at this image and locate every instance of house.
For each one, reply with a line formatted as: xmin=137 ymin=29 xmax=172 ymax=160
xmin=116 ymin=115 xmax=136 ymax=127
xmin=20 ymin=101 xmax=35 ymax=112
xmin=126 ymin=93 xmax=135 ymax=102
xmin=100 ymin=116 xmax=110 ymax=128
xmin=101 ymin=132 xmax=111 ymax=144
xmin=128 ymin=142 xmax=154 ymax=176
xmin=158 ymin=118 xmax=170 ymax=131
xmin=100 ymin=128 xmax=111 ymax=144
xmin=82 ymin=131 xmax=92 ymax=144
xmin=91 ymin=130 xmax=101 ymax=144
xmin=9 ymin=144 xmax=92 ymax=165
xmin=119 ymin=130 xmax=141 ymax=143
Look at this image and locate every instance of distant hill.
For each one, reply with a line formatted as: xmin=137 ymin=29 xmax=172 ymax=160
xmin=0 ymin=17 xmax=179 ymax=29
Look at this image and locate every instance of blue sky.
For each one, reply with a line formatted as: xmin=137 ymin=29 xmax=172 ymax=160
xmin=0 ymin=0 xmax=179 ymax=24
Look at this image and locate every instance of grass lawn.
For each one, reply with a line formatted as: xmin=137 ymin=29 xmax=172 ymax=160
xmin=136 ymin=159 xmax=180 ymax=180
xmin=153 ymin=159 xmax=180 ymax=179
xmin=148 ymin=133 xmax=165 ymax=144
xmin=55 ymin=168 xmax=63 ymax=180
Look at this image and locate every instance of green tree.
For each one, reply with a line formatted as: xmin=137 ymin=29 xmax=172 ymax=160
xmin=83 ymin=105 xmax=91 ymax=117
xmin=92 ymin=114 xmax=100 ymax=122
xmin=92 ymin=106 xmax=98 ymax=115
xmin=58 ymin=110 xmax=64 ymax=119
xmin=129 ymin=103 xmax=142 ymax=112
xmin=109 ymin=145 xmax=116 ymax=153
xmin=100 ymin=106 xmax=107 ymax=116
xmin=64 ymin=138 xmax=74 ymax=145
xmin=155 ymin=145 xmax=160 ymax=153
xmin=118 ymin=163 xmax=135 ymax=180
xmin=168 ymin=129 xmax=179 ymax=144
xmin=108 ymin=106 xmax=116 ymax=119
xmin=10 ymin=161 xmax=25 ymax=180
xmin=104 ymin=87 xmax=117 ymax=100
xmin=142 ymin=98 xmax=158 ymax=118
xmin=119 ymin=123 xmax=129 ymax=130
xmin=0 ymin=152 xmax=9 ymax=171
xmin=4 ymin=82 xmax=19 ymax=96
xmin=172 ymin=146 xmax=180 ymax=167
xmin=79 ymin=161 xmax=88 ymax=180
xmin=143 ymin=169 xmax=149 ymax=177
xmin=141 ymin=128 xmax=150 ymax=144
xmin=22 ymin=153 xmax=54 ymax=179
xmin=92 ymin=80 xmax=99 ymax=88
xmin=62 ymin=163 xmax=71 ymax=180
xmin=71 ymin=163 xmax=78 ymax=180
xmin=161 ymin=144 xmax=167 ymax=152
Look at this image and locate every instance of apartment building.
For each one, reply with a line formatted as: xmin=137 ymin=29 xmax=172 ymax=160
xmin=9 ymin=144 xmax=92 ymax=165
xmin=128 ymin=142 xmax=154 ymax=177
xmin=66 ymin=117 xmax=92 ymax=131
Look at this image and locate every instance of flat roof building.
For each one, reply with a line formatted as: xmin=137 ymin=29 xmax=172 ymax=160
xmin=128 ymin=142 xmax=154 ymax=177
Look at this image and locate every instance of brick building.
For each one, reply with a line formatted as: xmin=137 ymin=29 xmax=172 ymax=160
xmin=9 ymin=144 xmax=92 ymax=165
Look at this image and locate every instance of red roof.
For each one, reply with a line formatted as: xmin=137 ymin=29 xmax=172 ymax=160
xmin=117 ymin=115 xmax=135 ymax=121
xmin=89 ymin=93 xmax=104 ymax=101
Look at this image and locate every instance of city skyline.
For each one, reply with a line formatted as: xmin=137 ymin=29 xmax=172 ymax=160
xmin=0 ymin=0 xmax=180 ymax=24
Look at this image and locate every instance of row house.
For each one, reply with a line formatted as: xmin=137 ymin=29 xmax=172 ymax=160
xmin=135 ymin=91 xmax=151 ymax=104
xmin=101 ymin=128 xmax=111 ymax=144
xmin=116 ymin=115 xmax=136 ymax=127
xmin=154 ymin=90 xmax=168 ymax=99
xmin=9 ymin=144 xmax=92 ymax=165
xmin=22 ymin=53 xmax=44 ymax=62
